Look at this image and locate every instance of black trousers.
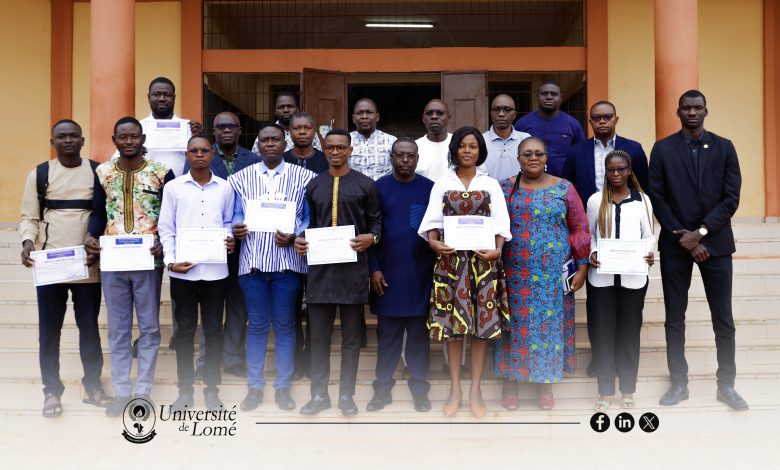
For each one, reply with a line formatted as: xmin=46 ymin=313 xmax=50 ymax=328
xmin=308 ymin=303 xmax=363 ymax=397
xmin=585 ymin=281 xmax=599 ymax=372
xmin=660 ymin=252 xmax=736 ymax=388
xmin=170 ymin=277 xmax=227 ymax=395
xmin=293 ymin=280 xmax=311 ymax=375
xmin=37 ymin=282 xmax=103 ymax=397
xmin=588 ymin=280 xmax=647 ymax=396
xmin=374 ymin=315 xmax=430 ymax=397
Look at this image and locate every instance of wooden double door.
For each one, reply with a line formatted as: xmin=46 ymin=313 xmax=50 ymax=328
xmin=302 ymin=69 xmax=489 ymax=135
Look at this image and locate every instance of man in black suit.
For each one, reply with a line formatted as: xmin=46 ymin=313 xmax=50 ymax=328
xmin=649 ymin=90 xmax=747 ymax=410
xmin=184 ymin=112 xmax=261 ymax=379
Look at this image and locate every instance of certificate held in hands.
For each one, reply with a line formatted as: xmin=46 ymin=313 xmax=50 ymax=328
xmin=176 ymin=228 xmax=227 ymax=264
xmin=31 ymin=246 xmax=89 ymax=286
xmin=305 ymin=225 xmax=358 ymax=266
xmin=144 ymin=120 xmax=189 ymax=151
xmin=596 ymin=239 xmax=649 ymax=275
xmin=100 ymin=235 xmax=155 ymax=272
xmin=443 ymin=216 xmax=495 ymax=251
xmin=244 ymin=200 xmax=296 ymax=234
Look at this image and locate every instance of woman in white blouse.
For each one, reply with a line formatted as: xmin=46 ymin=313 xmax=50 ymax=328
xmin=418 ymin=126 xmax=512 ymax=418
xmin=587 ymin=150 xmax=655 ymax=412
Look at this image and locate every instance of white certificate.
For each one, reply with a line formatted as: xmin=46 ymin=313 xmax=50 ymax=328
xmin=596 ymin=239 xmax=649 ymax=275
xmin=305 ymin=225 xmax=358 ymax=266
xmin=443 ymin=216 xmax=495 ymax=251
xmin=30 ymin=246 xmax=89 ymax=286
xmin=100 ymin=235 xmax=155 ymax=272
xmin=175 ymin=228 xmax=227 ymax=264
xmin=244 ymin=200 xmax=296 ymax=234
xmin=144 ymin=120 xmax=189 ymax=150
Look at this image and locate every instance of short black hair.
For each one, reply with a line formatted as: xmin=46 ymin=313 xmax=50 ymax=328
xmin=324 ymin=128 xmax=351 ymax=145
xmin=538 ymin=80 xmax=561 ymax=92
xmin=391 ymin=137 xmax=418 ymax=154
xmin=187 ymin=134 xmax=212 ymax=146
xmin=148 ymin=77 xmax=175 ymax=93
xmin=517 ymin=136 xmax=547 ymax=155
xmin=353 ymin=98 xmax=378 ymax=113
xmin=275 ymin=91 xmax=298 ymax=105
xmin=256 ymin=121 xmax=285 ymax=138
xmin=113 ymin=116 xmax=143 ymax=136
xmin=449 ymin=126 xmax=488 ymax=167
xmin=51 ymin=119 xmax=82 ymax=134
xmin=290 ymin=112 xmax=314 ymax=126
xmin=679 ymin=89 xmax=707 ymax=107
xmin=590 ymin=100 xmax=616 ymax=114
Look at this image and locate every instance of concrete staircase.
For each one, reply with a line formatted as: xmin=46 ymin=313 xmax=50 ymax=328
xmin=1 ymin=223 xmax=779 ymax=438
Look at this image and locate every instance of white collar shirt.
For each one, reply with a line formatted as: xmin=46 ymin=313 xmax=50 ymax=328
xmin=594 ymin=135 xmax=617 ymax=191
xmin=479 ymin=126 xmax=530 ymax=181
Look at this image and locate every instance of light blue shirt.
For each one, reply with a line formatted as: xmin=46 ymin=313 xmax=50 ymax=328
xmin=480 ymin=126 xmax=531 ymax=181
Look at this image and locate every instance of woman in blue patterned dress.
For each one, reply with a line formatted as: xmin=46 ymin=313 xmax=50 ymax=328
xmin=494 ymin=136 xmax=590 ymax=410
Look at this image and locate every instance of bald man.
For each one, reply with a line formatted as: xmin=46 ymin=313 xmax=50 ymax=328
xmin=183 ymin=111 xmax=261 ymax=378
xmin=349 ymin=98 xmax=397 ymax=181
xmin=480 ymin=94 xmax=530 ymax=180
xmin=415 ymin=99 xmax=453 ymax=182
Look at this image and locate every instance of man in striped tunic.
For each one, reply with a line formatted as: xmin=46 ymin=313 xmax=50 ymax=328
xmin=229 ymin=122 xmax=315 ymax=412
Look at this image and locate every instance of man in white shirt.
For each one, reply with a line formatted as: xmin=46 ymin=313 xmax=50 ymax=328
xmin=251 ymin=92 xmax=322 ymax=154
xmin=157 ymin=135 xmax=235 ymax=412
xmin=140 ymin=77 xmax=203 ymax=177
xmin=415 ymin=99 xmax=452 ymax=182
xmin=480 ymin=94 xmax=530 ymax=181
xmin=349 ymin=98 xmax=397 ymax=181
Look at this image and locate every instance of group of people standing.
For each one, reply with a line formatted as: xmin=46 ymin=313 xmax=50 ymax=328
xmin=21 ymin=76 xmax=748 ymax=420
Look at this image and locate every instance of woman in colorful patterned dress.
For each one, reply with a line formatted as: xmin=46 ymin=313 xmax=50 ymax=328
xmin=418 ymin=126 xmax=512 ymax=418
xmin=494 ymin=136 xmax=590 ymax=411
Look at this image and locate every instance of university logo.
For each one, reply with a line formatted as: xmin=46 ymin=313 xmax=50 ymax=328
xmin=122 ymin=397 xmax=157 ymax=444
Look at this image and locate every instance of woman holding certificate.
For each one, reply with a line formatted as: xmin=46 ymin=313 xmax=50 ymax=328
xmin=493 ymin=137 xmax=590 ymax=411
xmin=586 ymin=150 xmax=655 ymax=412
xmin=418 ymin=126 xmax=511 ymax=418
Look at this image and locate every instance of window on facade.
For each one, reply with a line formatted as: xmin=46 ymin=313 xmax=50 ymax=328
xmin=204 ymin=0 xmax=585 ymax=49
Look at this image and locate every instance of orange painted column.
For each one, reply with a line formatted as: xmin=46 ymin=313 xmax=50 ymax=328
xmin=586 ymin=0 xmax=609 ymax=139
xmin=90 ymin=0 xmax=135 ymax=162
xmin=653 ymin=0 xmax=698 ymax=140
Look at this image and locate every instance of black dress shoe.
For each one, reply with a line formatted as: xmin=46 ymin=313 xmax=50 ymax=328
xmin=225 ymin=363 xmax=248 ymax=378
xmin=717 ymin=387 xmax=749 ymax=411
xmin=659 ymin=385 xmax=689 ymax=406
xmin=300 ymin=394 xmax=331 ymax=416
xmin=413 ymin=395 xmax=432 ymax=412
xmin=240 ymin=388 xmax=264 ymax=411
xmin=274 ymin=388 xmax=296 ymax=411
xmin=171 ymin=393 xmax=194 ymax=413
xmin=338 ymin=394 xmax=358 ymax=416
xmin=366 ymin=391 xmax=392 ymax=412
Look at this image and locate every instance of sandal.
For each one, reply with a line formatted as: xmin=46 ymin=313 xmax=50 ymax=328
xmin=620 ymin=398 xmax=636 ymax=409
xmin=594 ymin=400 xmax=610 ymax=412
xmin=538 ymin=394 xmax=555 ymax=411
xmin=83 ymin=388 xmax=114 ymax=408
xmin=43 ymin=393 xmax=62 ymax=418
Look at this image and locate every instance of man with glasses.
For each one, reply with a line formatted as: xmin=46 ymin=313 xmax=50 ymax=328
xmin=514 ymin=81 xmax=585 ymax=177
xmin=480 ymin=94 xmax=531 ymax=180
xmin=294 ymin=129 xmax=382 ymax=416
xmin=563 ymin=101 xmax=648 ymax=209
xmin=251 ymin=92 xmax=322 ymax=154
xmin=366 ymin=138 xmax=435 ymax=413
xmin=415 ymin=99 xmax=453 ymax=182
xmin=183 ymin=112 xmax=260 ymax=379
xmin=562 ymin=100 xmax=648 ymax=378
xmin=349 ymin=98 xmax=397 ymax=181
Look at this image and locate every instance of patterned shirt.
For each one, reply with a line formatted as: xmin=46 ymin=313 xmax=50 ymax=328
xmin=90 ymin=159 xmax=174 ymax=237
xmin=217 ymin=147 xmax=238 ymax=176
xmin=349 ymin=129 xmax=397 ymax=181
xmin=229 ymin=160 xmax=315 ymax=275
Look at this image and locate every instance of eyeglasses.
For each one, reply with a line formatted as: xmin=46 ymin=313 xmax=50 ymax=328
xmin=606 ymin=166 xmax=630 ymax=174
xmin=214 ymin=123 xmax=240 ymax=131
xmin=423 ymin=110 xmax=447 ymax=117
xmin=589 ymin=113 xmax=615 ymax=122
xmin=391 ymin=152 xmax=418 ymax=160
xmin=490 ymin=106 xmax=515 ymax=114
xmin=519 ymin=151 xmax=547 ymax=159
xmin=324 ymin=145 xmax=349 ymax=152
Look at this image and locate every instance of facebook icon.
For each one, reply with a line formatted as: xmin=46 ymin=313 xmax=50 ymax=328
xmin=590 ymin=412 xmax=611 ymax=433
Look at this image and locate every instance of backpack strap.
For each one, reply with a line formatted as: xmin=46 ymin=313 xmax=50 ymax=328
xmin=36 ymin=159 xmax=100 ymax=219
xmin=35 ymin=162 xmax=49 ymax=220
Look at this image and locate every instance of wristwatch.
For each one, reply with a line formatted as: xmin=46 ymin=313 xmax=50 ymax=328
xmin=698 ymin=226 xmax=708 ymax=237
xmin=167 ymin=263 xmax=174 ymax=271
xmin=371 ymin=233 xmax=380 ymax=245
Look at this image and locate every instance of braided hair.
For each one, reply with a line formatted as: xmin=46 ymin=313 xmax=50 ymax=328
xmin=596 ymin=149 xmax=652 ymax=238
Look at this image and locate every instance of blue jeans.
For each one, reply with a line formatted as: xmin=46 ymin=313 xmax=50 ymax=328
xmin=239 ymin=270 xmax=301 ymax=390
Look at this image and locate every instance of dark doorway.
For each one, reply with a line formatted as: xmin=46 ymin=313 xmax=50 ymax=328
xmin=348 ymin=80 xmax=440 ymax=138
